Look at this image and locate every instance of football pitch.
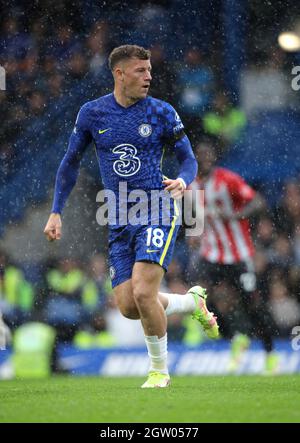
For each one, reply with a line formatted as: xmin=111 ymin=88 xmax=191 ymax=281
xmin=0 ymin=375 xmax=299 ymax=423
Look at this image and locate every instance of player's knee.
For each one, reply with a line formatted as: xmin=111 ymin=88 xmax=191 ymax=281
xmin=121 ymin=306 xmax=140 ymax=320
xmin=132 ymin=286 xmax=151 ymax=307
xmin=117 ymin=300 xmax=140 ymax=320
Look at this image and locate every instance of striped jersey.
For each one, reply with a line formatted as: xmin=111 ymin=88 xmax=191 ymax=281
xmin=190 ymin=167 xmax=256 ymax=264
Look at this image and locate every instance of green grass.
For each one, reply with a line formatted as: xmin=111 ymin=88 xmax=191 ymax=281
xmin=0 ymin=375 xmax=299 ymax=423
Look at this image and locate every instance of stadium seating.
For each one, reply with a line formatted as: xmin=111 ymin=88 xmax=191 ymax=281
xmin=222 ymin=110 xmax=300 ymax=205
xmin=0 ymin=76 xmax=101 ymax=234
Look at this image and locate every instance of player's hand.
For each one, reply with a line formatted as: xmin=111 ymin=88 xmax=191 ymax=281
xmin=44 ymin=213 xmax=62 ymax=241
xmin=162 ymin=178 xmax=186 ymax=200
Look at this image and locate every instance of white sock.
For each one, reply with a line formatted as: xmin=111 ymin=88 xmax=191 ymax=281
xmin=144 ymin=334 xmax=168 ymax=375
xmin=163 ymin=292 xmax=196 ymax=316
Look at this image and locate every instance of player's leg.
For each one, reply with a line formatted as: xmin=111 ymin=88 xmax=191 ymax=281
xmin=134 ymin=214 xmax=219 ymax=341
xmin=158 ymin=258 xmax=219 ymax=339
xmin=158 ymin=258 xmax=217 ymax=320
xmin=158 ymin=287 xmax=219 ymax=339
xmin=158 ymin=291 xmax=195 ymax=314
xmin=112 ymin=275 xmax=197 ymax=321
xmin=132 ymin=261 xmax=166 ymax=336
xmin=112 ymin=277 xmax=219 ymax=338
xmin=132 ymin=261 xmax=170 ymax=388
xmin=108 ymin=226 xmax=140 ymax=320
xmin=113 ymin=279 xmax=140 ymax=320
xmin=112 ymin=276 xmax=217 ymax=331
xmin=211 ymin=263 xmax=252 ymax=372
xmin=108 ymin=229 xmax=192 ymax=323
xmin=236 ymin=261 xmax=279 ymax=374
xmin=111 ymin=267 xmax=217 ymax=326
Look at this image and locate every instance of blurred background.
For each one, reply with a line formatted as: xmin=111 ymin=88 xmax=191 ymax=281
xmin=1 ymin=0 xmax=300 ymax=377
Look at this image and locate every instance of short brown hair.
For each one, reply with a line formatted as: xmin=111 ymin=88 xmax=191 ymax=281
xmin=108 ymin=45 xmax=151 ymax=71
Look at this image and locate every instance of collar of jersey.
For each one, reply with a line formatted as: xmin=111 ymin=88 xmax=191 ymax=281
xmin=111 ymin=93 xmax=147 ymax=110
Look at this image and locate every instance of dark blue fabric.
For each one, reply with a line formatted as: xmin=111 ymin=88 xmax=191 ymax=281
xmin=174 ymin=135 xmax=198 ymax=187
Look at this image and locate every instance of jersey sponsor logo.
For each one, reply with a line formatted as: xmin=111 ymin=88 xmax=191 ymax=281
xmin=112 ymin=144 xmax=141 ymax=177
xmin=173 ymin=122 xmax=184 ymax=133
xmin=138 ymin=123 xmax=152 ymax=137
xmin=99 ymin=128 xmax=110 ymax=134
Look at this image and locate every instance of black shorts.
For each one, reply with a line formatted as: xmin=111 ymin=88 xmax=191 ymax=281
xmin=197 ymin=259 xmax=257 ymax=294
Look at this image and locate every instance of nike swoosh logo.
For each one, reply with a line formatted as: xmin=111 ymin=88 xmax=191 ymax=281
xmin=146 ymin=249 xmax=160 ymax=253
xmin=98 ymin=128 xmax=110 ymax=134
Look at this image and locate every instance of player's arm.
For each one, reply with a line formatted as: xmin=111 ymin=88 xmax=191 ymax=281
xmin=220 ymin=171 xmax=266 ymax=221
xmin=44 ymin=105 xmax=92 ymax=241
xmin=234 ymin=192 xmax=265 ymax=220
xmin=162 ymin=105 xmax=198 ymax=199
xmin=163 ymin=134 xmax=198 ymax=199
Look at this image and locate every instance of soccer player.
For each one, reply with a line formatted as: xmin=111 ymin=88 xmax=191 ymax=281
xmin=188 ymin=142 xmax=279 ymax=374
xmin=43 ymin=45 xmax=219 ymax=388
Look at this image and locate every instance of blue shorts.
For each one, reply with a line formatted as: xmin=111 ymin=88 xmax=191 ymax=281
xmin=108 ymin=201 xmax=180 ymax=288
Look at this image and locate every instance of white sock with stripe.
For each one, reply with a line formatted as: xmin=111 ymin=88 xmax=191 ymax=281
xmin=163 ymin=292 xmax=196 ymax=316
xmin=144 ymin=334 xmax=168 ymax=375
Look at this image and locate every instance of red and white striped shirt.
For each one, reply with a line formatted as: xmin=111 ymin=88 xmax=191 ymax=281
xmin=190 ymin=167 xmax=256 ymax=264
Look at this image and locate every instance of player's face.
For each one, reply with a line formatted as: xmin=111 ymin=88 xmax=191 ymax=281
xmin=121 ymin=58 xmax=152 ymax=100
xmin=196 ymin=146 xmax=216 ymax=177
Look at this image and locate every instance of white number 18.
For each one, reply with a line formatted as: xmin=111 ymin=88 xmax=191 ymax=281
xmin=146 ymin=228 xmax=164 ymax=248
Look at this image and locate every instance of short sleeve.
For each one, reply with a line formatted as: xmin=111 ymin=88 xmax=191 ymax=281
xmin=226 ymin=170 xmax=256 ymax=204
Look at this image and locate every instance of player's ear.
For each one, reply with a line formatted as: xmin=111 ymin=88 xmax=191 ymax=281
xmin=114 ymin=67 xmax=124 ymax=82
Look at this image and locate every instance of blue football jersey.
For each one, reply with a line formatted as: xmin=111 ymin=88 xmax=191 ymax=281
xmin=73 ymin=93 xmax=184 ymax=192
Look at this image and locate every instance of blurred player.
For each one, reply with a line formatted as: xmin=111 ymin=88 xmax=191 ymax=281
xmin=189 ymin=142 xmax=279 ymax=374
xmin=44 ymin=45 xmax=219 ymax=388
